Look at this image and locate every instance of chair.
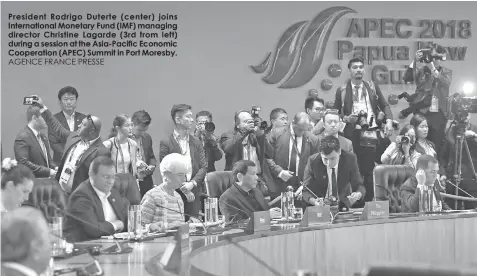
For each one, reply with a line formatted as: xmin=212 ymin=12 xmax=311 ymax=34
xmin=113 ymin=173 xmax=141 ymax=205
xmin=204 ymin=171 xmax=234 ymax=198
xmin=373 ymin=165 xmax=414 ymax=213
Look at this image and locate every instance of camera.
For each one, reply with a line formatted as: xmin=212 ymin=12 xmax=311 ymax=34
xmin=417 ymin=43 xmax=446 ymax=63
xmin=204 ymin=122 xmax=215 ymax=133
xmin=450 ymin=93 xmax=477 ymax=122
xmin=23 ymin=96 xmax=38 ymax=105
xmin=356 ymin=110 xmax=369 ymax=129
xmin=251 ymin=106 xmax=269 ymax=130
xmin=396 ymin=135 xmax=410 ymax=144
xmin=376 ymin=111 xmax=399 ymax=130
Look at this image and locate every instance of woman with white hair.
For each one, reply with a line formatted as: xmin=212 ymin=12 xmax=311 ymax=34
xmin=141 ymin=153 xmax=189 ymax=232
xmin=1 ymin=158 xmax=35 ymax=213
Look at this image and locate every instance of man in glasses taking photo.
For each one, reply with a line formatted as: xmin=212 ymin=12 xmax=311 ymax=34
xmin=31 ymin=96 xmax=110 ymax=195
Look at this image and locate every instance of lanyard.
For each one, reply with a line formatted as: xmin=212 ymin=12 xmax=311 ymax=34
xmin=114 ymin=138 xmax=131 ymax=173
xmin=68 ymin=141 xmax=88 ymax=168
xmin=291 ymin=134 xmax=302 ymax=156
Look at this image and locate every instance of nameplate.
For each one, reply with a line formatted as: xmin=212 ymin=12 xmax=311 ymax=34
xmin=360 ymin=201 xmax=389 ymax=221
xmin=300 ymin=205 xmax=331 ymax=227
xmin=159 ymin=224 xmax=189 ymax=273
xmin=246 ymin=211 xmax=271 ymax=233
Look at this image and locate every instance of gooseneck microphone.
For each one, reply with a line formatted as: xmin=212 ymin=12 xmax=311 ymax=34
xmin=154 ymin=203 xmax=210 ymax=235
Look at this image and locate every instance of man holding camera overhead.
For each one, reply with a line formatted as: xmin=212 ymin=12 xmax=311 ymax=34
xmin=220 ymin=109 xmax=269 ymax=196
xmin=194 ymin=111 xmax=223 ymax=172
xmin=334 ymin=57 xmax=394 ymax=203
xmin=401 ymin=42 xmax=452 ymax=153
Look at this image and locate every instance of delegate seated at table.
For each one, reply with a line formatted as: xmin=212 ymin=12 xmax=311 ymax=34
xmin=219 ymin=160 xmax=281 ymax=224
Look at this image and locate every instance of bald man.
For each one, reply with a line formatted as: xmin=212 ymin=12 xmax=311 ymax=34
xmin=265 ymin=112 xmax=319 ymax=200
xmin=32 ymin=96 xmax=110 ymax=194
xmin=1 ymin=207 xmax=52 ymax=276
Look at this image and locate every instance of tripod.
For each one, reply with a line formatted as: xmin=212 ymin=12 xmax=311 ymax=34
xmin=444 ymin=120 xmax=477 ymax=209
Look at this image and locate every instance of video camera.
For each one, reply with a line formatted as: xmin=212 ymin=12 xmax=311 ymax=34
xmin=251 ymin=106 xmax=269 ymax=130
xmin=417 ymin=42 xmax=447 ymax=63
xmin=204 ymin=122 xmax=215 ymax=133
xmin=450 ymin=93 xmax=477 ymax=122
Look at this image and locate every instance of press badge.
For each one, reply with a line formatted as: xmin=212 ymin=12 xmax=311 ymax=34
xmin=430 ymin=95 xmax=438 ymax=112
xmin=59 ymin=167 xmax=74 ymax=187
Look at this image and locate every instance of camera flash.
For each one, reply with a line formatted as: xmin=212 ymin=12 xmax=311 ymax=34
xmin=462 ymin=82 xmax=474 ymax=95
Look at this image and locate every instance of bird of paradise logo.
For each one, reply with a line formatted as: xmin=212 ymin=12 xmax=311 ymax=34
xmin=251 ymin=6 xmax=356 ymax=89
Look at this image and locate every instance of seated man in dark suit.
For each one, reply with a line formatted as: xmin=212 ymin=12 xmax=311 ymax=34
xmin=49 ymin=86 xmax=86 ymax=164
xmin=14 ymin=105 xmax=57 ymax=178
xmin=400 ymin=154 xmax=451 ymax=212
xmin=317 ymin=109 xmax=353 ymax=153
xmin=219 ymin=160 xmax=281 ymax=224
xmin=302 ymin=135 xmax=365 ymax=210
xmin=66 ymin=156 xmax=129 ymax=242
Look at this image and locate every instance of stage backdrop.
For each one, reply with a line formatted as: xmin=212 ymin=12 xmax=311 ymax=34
xmin=2 ymin=2 xmax=477 ymax=182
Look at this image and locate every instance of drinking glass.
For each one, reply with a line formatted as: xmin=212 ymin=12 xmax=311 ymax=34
xmin=128 ymin=205 xmax=142 ymax=238
xmin=49 ymin=217 xmax=65 ymax=256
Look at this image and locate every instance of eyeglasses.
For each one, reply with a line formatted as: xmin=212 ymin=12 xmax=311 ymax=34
xmin=86 ymin=115 xmax=97 ymax=131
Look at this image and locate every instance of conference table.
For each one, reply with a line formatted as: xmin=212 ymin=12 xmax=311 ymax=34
xmin=55 ymin=211 xmax=477 ymax=276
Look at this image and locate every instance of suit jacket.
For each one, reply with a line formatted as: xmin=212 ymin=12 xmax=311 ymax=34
xmin=159 ymin=133 xmax=207 ymax=217
xmin=41 ymin=109 xmax=110 ymax=192
xmin=220 ymin=129 xmax=267 ymax=171
xmin=317 ymin=133 xmax=354 ymax=153
xmin=334 ymin=80 xmax=393 ymax=139
xmin=49 ymin=111 xmax=86 ymax=164
xmin=302 ymin=151 xmax=365 ymax=208
xmin=219 ymin=184 xmax=270 ymax=223
xmin=14 ymin=126 xmax=54 ymax=178
xmin=400 ymin=176 xmax=451 ymax=213
xmin=65 ymin=179 xmax=129 ymax=242
xmin=265 ymin=126 xmax=319 ymax=193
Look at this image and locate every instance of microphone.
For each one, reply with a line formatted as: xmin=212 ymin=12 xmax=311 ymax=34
xmin=53 ymin=207 xmax=132 ymax=254
xmin=52 ymin=249 xmax=104 ymax=276
xmin=154 ymin=203 xmax=212 ymax=236
xmin=443 ymin=179 xmax=476 ymax=199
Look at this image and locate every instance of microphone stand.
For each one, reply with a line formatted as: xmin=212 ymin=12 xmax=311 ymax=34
xmin=155 ymin=204 xmax=210 ymax=235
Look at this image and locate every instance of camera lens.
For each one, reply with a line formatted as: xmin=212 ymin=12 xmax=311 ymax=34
xmin=204 ymin=122 xmax=215 ymax=132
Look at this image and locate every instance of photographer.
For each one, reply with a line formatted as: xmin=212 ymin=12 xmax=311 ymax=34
xmin=401 ymin=43 xmax=452 ymax=153
xmin=220 ymin=110 xmax=269 ymax=195
xmin=440 ymin=114 xmax=477 ymax=209
xmin=381 ymin=124 xmax=418 ymax=165
xmin=194 ymin=111 xmax=223 ymax=172
xmin=333 ymin=57 xmax=394 ymax=203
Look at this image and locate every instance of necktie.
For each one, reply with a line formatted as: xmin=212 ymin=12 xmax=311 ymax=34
xmin=37 ymin=134 xmax=49 ymax=167
xmin=353 ymin=85 xmax=360 ymax=102
xmin=289 ymin=135 xmax=298 ymax=174
xmin=331 ymin=168 xmax=338 ymax=198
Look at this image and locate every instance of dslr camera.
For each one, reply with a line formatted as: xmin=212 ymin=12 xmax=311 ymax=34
xmin=376 ymin=111 xmax=399 ymax=130
xmin=417 ymin=42 xmax=446 ymax=63
xmin=356 ymin=110 xmax=369 ymax=129
xmin=396 ymin=135 xmax=411 ymax=144
xmin=251 ymin=106 xmax=269 ymax=130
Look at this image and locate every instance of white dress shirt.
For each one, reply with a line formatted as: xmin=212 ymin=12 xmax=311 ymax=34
xmin=288 ymin=125 xmax=302 ymax=171
xmin=63 ymin=111 xmax=76 ymax=131
xmin=2 ymin=262 xmax=39 ymax=276
xmin=173 ymin=130 xmax=193 ymax=181
xmin=242 ymin=135 xmax=261 ymax=174
xmin=352 ymin=82 xmax=377 ymax=128
xmin=28 ymin=126 xmax=49 ymax=167
xmin=326 ymin=162 xmax=339 ymax=198
xmin=91 ymin=182 xmax=119 ymax=230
